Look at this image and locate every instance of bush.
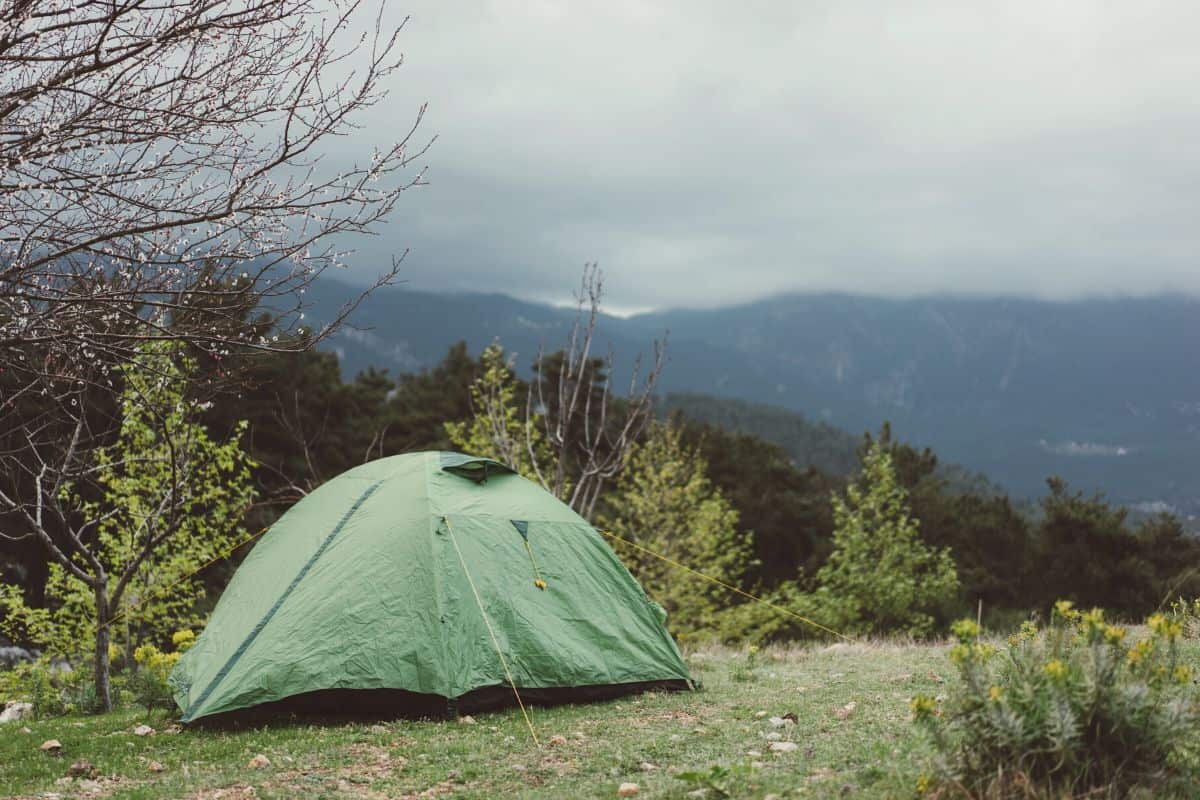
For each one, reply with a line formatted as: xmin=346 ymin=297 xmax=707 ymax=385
xmin=1165 ymin=597 xmax=1200 ymax=639
xmin=130 ymin=642 xmax=182 ymax=711
xmin=0 ymin=660 xmax=65 ymax=718
xmin=912 ymin=602 xmax=1200 ymax=798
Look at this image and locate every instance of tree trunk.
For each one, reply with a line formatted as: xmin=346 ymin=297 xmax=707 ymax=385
xmin=93 ymin=579 xmax=113 ymax=712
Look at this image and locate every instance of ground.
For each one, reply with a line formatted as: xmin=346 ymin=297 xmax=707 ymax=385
xmin=0 ymin=643 xmax=946 ymax=800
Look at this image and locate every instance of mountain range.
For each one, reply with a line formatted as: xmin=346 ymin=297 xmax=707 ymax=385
xmin=307 ymin=279 xmax=1200 ymax=518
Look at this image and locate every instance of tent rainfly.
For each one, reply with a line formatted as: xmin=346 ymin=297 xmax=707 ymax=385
xmin=171 ymin=451 xmax=693 ymax=723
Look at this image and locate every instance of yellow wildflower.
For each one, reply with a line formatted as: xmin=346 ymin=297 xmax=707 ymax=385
xmin=910 ymin=695 xmax=938 ymax=721
xmin=1054 ymin=600 xmax=1078 ymax=621
xmin=915 ymin=774 xmax=932 ymax=795
xmin=172 ymin=629 xmax=197 ymax=652
xmin=1174 ymin=665 xmax=1193 ymax=684
xmin=988 ymin=685 xmax=1004 ymax=702
xmin=951 ymin=619 xmax=982 ymax=643
xmin=1043 ymin=659 xmax=1068 ymax=680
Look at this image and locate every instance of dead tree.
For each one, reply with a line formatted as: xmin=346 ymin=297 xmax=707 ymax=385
xmin=526 ymin=265 xmax=666 ymax=518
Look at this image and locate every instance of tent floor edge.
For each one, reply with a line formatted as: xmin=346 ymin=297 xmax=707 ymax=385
xmin=178 ymin=679 xmax=692 ymax=728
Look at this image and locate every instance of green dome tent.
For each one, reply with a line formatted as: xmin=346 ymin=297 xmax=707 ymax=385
xmin=171 ymin=451 xmax=692 ymax=723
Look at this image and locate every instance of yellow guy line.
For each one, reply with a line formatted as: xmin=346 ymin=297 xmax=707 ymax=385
xmin=599 ymin=529 xmax=852 ymax=642
xmin=443 ymin=516 xmax=540 ymax=746
xmin=100 ymin=525 xmax=271 ymax=633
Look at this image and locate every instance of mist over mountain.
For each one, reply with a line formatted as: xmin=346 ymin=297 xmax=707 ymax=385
xmin=309 ymin=279 xmax=1200 ymax=517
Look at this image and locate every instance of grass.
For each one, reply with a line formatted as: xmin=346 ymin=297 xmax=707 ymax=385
xmin=0 ymin=643 xmax=947 ymax=799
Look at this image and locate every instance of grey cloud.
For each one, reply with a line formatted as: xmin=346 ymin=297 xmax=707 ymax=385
xmin=330 ymin=1 xmax=1200 ymax=309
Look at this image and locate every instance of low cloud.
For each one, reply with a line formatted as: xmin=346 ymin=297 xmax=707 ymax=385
xmin=332 ymin=1 xmax=1200 ymax=309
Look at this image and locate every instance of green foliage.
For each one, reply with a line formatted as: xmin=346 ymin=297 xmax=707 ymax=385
xmin=673 ymin=763 xmax=754 ymax=798
xmin=0 ymin=342 xmax=255 ymax=664
xmin=914 ymin=603 xmax=1200 ymax=798
xmin=598 ymin=422 xmax=755 ymax=643
xmin=444 ymin=342 xmax=557 ymax=485
xmin=1166 ymin=597 xmax=1200 ymax=639
xmin=0 ymin=660 xmax=65 ymax=718
xmin=816 ymin=437 xmax=959 ymax=637
xmin=726 ymin=645 xmax=764 ymax=684
xmin=129 ymin=641 xmax=183 ymax=711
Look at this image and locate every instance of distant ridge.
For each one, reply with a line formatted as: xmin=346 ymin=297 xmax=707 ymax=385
xmin=307 ymin=277 xmax=1200 ymax=518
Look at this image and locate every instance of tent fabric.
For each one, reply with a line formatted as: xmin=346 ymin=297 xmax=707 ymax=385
xmin=171 ymin=451 xmax=692 ymax=723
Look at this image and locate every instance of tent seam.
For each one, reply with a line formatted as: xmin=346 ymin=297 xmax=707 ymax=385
xmin=181 ymin=479 xmax=384 ymax=722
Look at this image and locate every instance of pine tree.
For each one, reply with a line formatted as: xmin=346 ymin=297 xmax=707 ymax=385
xmin=599 ymin=423 xmax=754 ymax=641
xmin=816 ymin=438 xmax=958 ymax=636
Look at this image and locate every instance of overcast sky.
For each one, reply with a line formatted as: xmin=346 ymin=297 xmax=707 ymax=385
xmin=337 ymin=1 xmax=1200 ymax=311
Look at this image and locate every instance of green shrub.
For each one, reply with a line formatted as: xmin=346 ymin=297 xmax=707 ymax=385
xmin=1166 ymin=597 xmax=1200 ymax=639
xmin=0 ymin=660 xmax=65 ymax=718
xmin=727 ymin=645 xmax=765 ymax=683
xmin=128 ymin=642 xmax=183 ymax=711
xmin=912 ymin=602 xmax=1200 ymax=798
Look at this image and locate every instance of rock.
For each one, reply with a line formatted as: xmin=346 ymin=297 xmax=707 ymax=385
xmin=457 ymin=715 xmax=476 ymax=725
xmin=751 ymin=760 xmax=766 ymax=769
xmin=769 ymin=741 xmax=798 ymax=753
xmin=833 ymin=701 xmax=857 ymax=719
xmin=639 ymin=761 xmax=659 ymax=772
xmin=753 ymin=710 xmax=768 ymax=718
xmin=247 ymin=753 xmax=271 ymax=769
xmin=0 ymin=645 xmax=34 ymax=668
xmin=617 ymin=782 xmax=640 ymax=797
xmin=0 ymin=700 xmax=33 ymax=723
xmin=148 ymin=761 xmax=165 ymax=772
xmin=764 ymin=731 xmax=782 ymax=741
xmin=67 ymin=759 xmax=97 ymax=778
xmin=767 ymin=716 xmax=795 ymax=728
xmin=133 ymin=724 xmax=155 ymax=736
xmin=41 ymin=739 xmax=62 ymax=752
xmin=548 ymin=735 xmax=567 ymax=746
xmin=764 ymin=795 xmax=782 ymax=800
xmin=746 ymin=750 xmax=762 ymax=757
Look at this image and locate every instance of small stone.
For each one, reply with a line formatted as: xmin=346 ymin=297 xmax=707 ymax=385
xmin=751 ymin=761 xmax=766 ymax=769
xmin=764 ymin=795 xmax=782 ymax=800
xmin=573 ymin=730 xmax=587 ymax=740
xmin=764 ymin=731 xmax=782 ymax=741
xmin=746 ymin=750 xmax=762 ymax=757
xmin=134 ymin=724 xmax=155 ymax=736
xmin=457 ymin=715 xmax=476 ymax=725
xmin=834 ymin=701 xmax=857 ymax=719
xmin=548 ymin=735 xmax=568 ymax=746
xmin=40 ymin=739 xmax=62 ymax=752
xmin=248 ymin=754 xmax=271 ymax=769
xmin=21 ymin=726 xmax=31 ymax=733
xmin=148 ymin=761 xmax=165 ymax=773
xmin=617 ymin=782 xmax=640 ymax=797
xmin=754 ymin=710 xmax=768 ymax=718
xmin=767 ymin=716 xmax=795 ymax=728
xmin=0 ymin=701 xmax=33 ymax=723
xmin=639 ymin=761 xmax=659 ymax=772
xmin=368 ymin=724 xmax=388 ymax=734
xmin=769 ymin=741 xmax=799 ymax=753
xmin=68 ymin=759 xmax=96 ymax=777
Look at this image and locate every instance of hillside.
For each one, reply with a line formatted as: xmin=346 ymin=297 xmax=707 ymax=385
xmin=308 ymin=279 xmax=1200 ymax=515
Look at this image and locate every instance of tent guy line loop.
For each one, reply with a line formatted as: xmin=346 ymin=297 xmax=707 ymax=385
xmin=443 ymin=515 xmax=541 ymax=747
xmin=598 ymin=529 xmax=853 ymax=643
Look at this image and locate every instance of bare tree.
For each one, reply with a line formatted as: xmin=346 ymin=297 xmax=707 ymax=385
xmin=525 ymin=264 xmax=665 ymax=518
xmin=0 ymin=0 xmax=428 ymax=707
xmin=0 ymin=0 xmax=430 ymax=394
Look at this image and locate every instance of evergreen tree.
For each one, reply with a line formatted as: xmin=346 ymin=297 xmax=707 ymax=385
xmin=816 ymin=438 xmax=958 ymax=636
xmin=598 ymin=422 xmax=754 ymax=641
